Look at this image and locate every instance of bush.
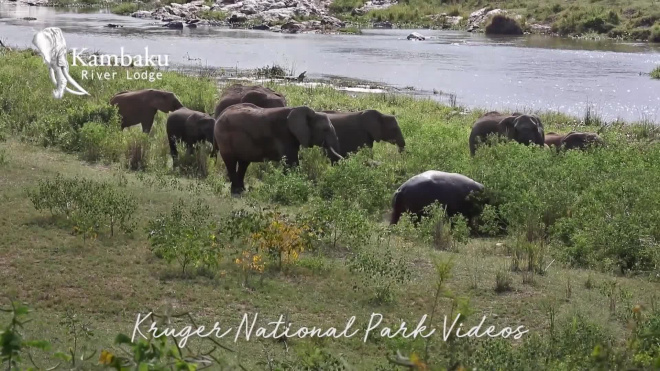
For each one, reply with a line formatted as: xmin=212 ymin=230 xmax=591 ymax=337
xmin=651 ymin=66 xmax=660 ymax=79
xmin=254 ymin=162 xmax=312 ymax=205
xmin=111 ymin=3 xmax=139 ymax=15
xmin=347 ymin=240 xmax=411 ymax=304
xmin=146 ymin=199 xmax=221 ymax=275
xmin=553 ymin=7 xmax=620 ymax=35
xmin=651 ymin=23 xmax=660 ymax=42
xmin=124 ymin=130 xmax=150 ymax=171
xmin=28 ymin=174 xmax=136 ymax=240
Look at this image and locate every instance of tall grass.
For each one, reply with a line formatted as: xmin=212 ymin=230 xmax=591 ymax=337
xmin=651 ymin=66 xmax=660 ymax=79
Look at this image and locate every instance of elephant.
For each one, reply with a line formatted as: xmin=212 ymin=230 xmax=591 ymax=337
xmin=321 ymin=110 xmax=406 ymax=160
xmin=109 ymin=89 xmax=184 ymax=133
xmin=32 ymin=27 xmax=89 ymax=99
xmin=390 ymin=170 xmax=486 ymax=225
xmin=561 ymin=131 xmax=604 ymax=150
xmin=166 ymin=108 xmax=216 ymax=165
xmin=544 ymin=132 xmax=564 ymax=149
xmin=213 ymin=84 xmax=287 ymax=119
xmin=469 ymin=111 xmax=545 ymax=156
xmin=544 ymin=131 xmax=603 ymax=151
xmin=214 ymin=103 xmax=343 ymax=194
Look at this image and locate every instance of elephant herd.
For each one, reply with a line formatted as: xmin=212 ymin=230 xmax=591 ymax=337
xmin=108 ymin=86 xmax=603 ymax=226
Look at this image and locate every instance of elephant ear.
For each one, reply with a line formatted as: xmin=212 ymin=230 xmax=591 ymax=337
xmin=498 ymin=116 xmax=517 ymax=139
xmin=287 ymin=107 xmax=312 ymax=147
xmin=362 ymin=110 xmax=383 ymax=141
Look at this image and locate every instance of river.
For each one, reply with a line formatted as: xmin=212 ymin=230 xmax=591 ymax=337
xmin=1 ymin=2 xmax=659 ymax=122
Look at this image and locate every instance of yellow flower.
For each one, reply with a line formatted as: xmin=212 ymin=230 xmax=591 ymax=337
xmin=99 ymin=350 xmax=114 ymax=365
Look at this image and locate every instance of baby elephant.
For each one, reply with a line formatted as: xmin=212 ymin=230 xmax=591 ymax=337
xmin=390 ymin=170 xmax=486 ymax=225
xmin=166 ymin=108 xmax=216 ymax=166
xmin=469 ymin=111 xmax=545 ymax=156
xmin=545 ymin=131 xmax=603 ymax=151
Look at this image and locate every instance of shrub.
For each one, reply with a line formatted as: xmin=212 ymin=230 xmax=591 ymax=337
xmin=347 ymin=241 xmax=411 ymax=304
xmin=301 ymin=198 xmax=372 ymax=251
xmin=175 ymin=141 xmax=213 ymax=178
xmin=124 ymin=130 xmax=150 ymax=171
xmin=254 ymin=162 xmax=312 ymax=206
xmin=110 ymin=3 xmax=139 ymax=15
xmin=650 ymin=23 xmax=660 ymax=42
xmin=652 ymin=66 xmax=660 ymax=79
xmin=146 ymin=199 xmax=221 ymax=275
xmin=250 ymin=212 xmax=312 ymax=270
xmin=28 ymin=174 xmax=136 ymax=240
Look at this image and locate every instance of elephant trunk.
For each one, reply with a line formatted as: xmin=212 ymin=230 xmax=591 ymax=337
xmin=396 ymin=135 xmax=406 ymax=153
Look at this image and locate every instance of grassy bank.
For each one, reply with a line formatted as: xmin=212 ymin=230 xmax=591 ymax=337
xmin=331 ymin=0 xmax=660 ymax=41
xmin=2 ymin=49 xmax=660 ymax=369
xmin=652 ymin=66 xmax=660 ymax=79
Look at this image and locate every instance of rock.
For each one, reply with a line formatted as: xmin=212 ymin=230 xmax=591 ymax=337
xmin=131 ymin=10 xmax=153 ymax=19
xmin=485 ymin=14 xmax=523 ymax=35
xmin=407 ymin=32 xmax=425 ymax=40
xmin=281 ymin=20 xmax=303 ymax=33
xmin=163 ymin=21 xmax=184 ymax=29
xmin=269 ymin=1 xmax=286 ymax=9
xmin=284 ymin=71 xmax=306 ymax=82
xmin=251 ymin=24 xmax=270 ymax=30
xmin=467 ymin=7 xmax=521 ymax=33
xmin=22 ymin=17 xmax=37 ymax=21
xmin=321 ymin=15 xmax=344 ymax=28
xmin=373 ymin=21 xmax=393 ymax=29
xmin=530 ymin=23 xmax=552 ymax=34
xmin=187 ymin=23 xmax=198 ymax=28
xmin=106 ymin=23 xmax=122 ymax=28
xmin=354 ymin=0 xmax=396 ymax=15
xmin=270 ymin=25 xmax=282 ymax=32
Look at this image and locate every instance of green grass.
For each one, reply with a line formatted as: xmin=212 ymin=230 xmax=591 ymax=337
xmin=651 ymin=66 xmax=660 ymax=79
xmin=110 ymin=2 xmax=140 ymax=15
xmin=197 ymin=10 xmax=228 ymax=21
xmin=329 ymin=0 xmax=660 ymax=40
xmin=337 ymin=26 xmax=363 ymax=34
xmin=2 ymin=49 xmax=660 ymax=369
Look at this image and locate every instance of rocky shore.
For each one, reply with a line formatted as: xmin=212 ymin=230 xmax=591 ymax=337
xmin=130 ymin=0 xmax=348 ymax=33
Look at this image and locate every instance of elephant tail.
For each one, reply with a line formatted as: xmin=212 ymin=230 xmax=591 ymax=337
xmin=390 ymin=189 xmax=404 ymax=225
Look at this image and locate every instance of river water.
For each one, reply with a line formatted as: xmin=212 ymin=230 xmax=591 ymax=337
xmin=1 ymin=2 xmax=659 ymax=122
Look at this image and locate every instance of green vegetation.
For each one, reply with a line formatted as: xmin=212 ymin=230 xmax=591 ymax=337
xmin=110 ymin=2 xmax=141 ymax=15
xmin=329 ymin=0 xmax=660 ymax=40
xmin=338 ymin=26 xmax=363 ymax=34
xmin=3 ymin=49 xmax=660 ymax=369
xmin=197 ymin=9 xmax=228 ymax=21
xmin=652 ymin=66 xmax=660 ymax=79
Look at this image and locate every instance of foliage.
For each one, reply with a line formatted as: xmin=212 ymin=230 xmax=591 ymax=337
xmin=651 ymin=65 xmax=660 ymax=79
xmin=250 ymin=212 xmax=312 ymax=269
xmin=347 ymin=239 xmax=411 ymax=303
xmin=300 ymin=198 xmax=372 ymax=251
xmin=28 ymin=174 xmax=136 ymax=239
xmin=110 ymin=3 xmax=140 ymax=15
xmin=146 ymin=199 xmax=221 ymax=275
xmin=254 ymin=161 xmax=312 ymax=206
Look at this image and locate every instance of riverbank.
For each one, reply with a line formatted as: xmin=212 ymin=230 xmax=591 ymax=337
xmin=2 ymin=48 xmax=660 ymax=369
xmin=5 ymin=0 xmax=660 ymax=40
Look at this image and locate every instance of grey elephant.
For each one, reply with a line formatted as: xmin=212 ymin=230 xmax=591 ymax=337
xmin=213 ymin=84 xmax=287 ymax=119
xmin=469 ymin=111 xmax=545 ymax=156
xmin=110 ymin=89 xmax=184 ymax=133
xmin=545 ymin=131 xmax=604 ymax=151
xmin=214 ymin=103 xmax=343 ymax=194
xmin=390 ymin=171 xmax=486 ymax=225
xmin=166 ymin=108 xmax=216 ymax=166
xmin=321 ymin=110 xmax=406 ymax=160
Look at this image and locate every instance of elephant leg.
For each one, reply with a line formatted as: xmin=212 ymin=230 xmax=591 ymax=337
xmin=142 ymin=111 xmax=157 ymax=134
xmin=234 ymin=160 xmax=250 ymax=194
xmin=222 ymin=156 xmax=237 ymax=186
